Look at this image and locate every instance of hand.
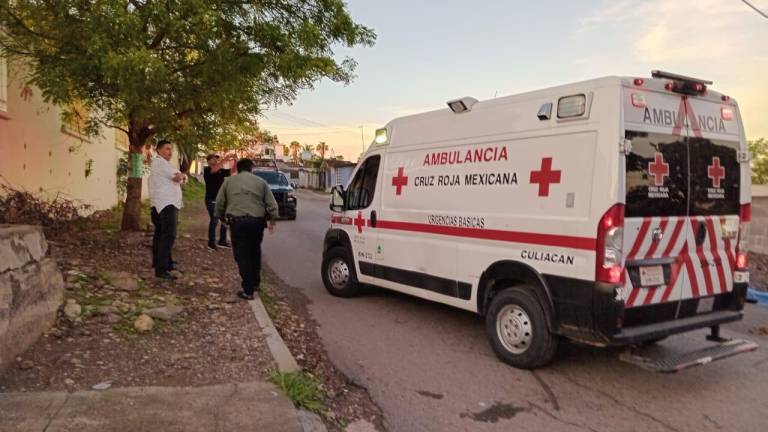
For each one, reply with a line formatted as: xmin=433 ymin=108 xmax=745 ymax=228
xmin=268 ymin=222 xmax=276 ymax=234
xmin=173 ymin=172 xmax=185 ymax=183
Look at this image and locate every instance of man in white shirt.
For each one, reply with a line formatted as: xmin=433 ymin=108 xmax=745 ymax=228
xmin=148 ymin=140 xmax=186 ymax=280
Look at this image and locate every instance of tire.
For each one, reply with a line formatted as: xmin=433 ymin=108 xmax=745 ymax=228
xmin=485 ymin=286 xmax=558 ymax=369
xmin=321 ymin=246 xmax=360 ymax=298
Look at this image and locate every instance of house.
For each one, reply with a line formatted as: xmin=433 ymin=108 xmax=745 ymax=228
xmin=320 ymin=159 xmax=357 ymax=191
xmin=0 ymin=58 xmax=140 ymax=212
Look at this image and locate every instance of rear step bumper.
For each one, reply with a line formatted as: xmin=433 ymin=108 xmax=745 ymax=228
xmin=620 ymin=339 xmax=758 ymax=373
xmin=611 ymin=310 xmax=744 ymax=344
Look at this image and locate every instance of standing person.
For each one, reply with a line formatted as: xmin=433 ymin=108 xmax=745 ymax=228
xmin=148 ymin=140 xmax=186 ymax=280
xmin=215 ymin=158 xmax=279 ymax=300
xmin=203 ymin=153 xmax=233 ymax=249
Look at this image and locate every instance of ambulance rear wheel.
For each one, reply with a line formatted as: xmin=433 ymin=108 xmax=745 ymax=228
xmin=486 ymin=287 xmax=558 ymax=369
xmin=322 ymin=246 xmax=360 ymax=298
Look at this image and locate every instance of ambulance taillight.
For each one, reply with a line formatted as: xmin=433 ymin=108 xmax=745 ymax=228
xmin=596 ymin=204 xmax=625 ymax=284
xmin=736 ymin=203 xmax=751 ymax=270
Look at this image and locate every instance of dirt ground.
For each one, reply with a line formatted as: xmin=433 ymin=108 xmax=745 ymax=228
xmin=0 ymin=190 xmax=384 ymax=431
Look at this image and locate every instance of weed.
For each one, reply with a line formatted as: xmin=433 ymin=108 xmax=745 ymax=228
xmin=258 ymin=288 xmax=279 ymax=320
xmin=268 ymin=370 xmax=324 ymax=413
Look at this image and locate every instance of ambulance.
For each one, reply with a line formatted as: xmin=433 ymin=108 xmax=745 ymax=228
xmin=321 ymin=71 xmax=757 ymax=371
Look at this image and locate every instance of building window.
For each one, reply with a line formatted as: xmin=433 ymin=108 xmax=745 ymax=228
xmin=61 ymin=100 xmax=89 ymax=138
xmin=0 ymin=55 xmax=8 ymax=113
xmin=115 ymin=128 xmax=129 ymax=151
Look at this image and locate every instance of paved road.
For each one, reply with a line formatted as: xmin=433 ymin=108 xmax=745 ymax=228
xmin=264 ymin=189 xmax=768 ymax=432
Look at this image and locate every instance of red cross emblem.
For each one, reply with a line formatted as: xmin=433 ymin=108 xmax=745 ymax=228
xmin=353 ymin=211 xmax=366 ymax=233
xmin=648 ymin=153 xmax=669 ymax=187
xmin=707 ymin=157 xmax=725 ymax=188
xmin=529 ymin=157 xmax=561 ymax=197
xmin=391 ymin=167 xmax=409 ymax=196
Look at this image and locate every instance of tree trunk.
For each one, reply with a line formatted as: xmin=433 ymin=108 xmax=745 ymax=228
xmin=120 ymin=123 xmax=152 ymax=231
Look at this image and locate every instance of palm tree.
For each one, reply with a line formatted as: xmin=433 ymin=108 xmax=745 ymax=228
xmin=289 ymin=141 xmax=302 ymax=162
xmin=316 ymin=141 xmax=329 ymax=160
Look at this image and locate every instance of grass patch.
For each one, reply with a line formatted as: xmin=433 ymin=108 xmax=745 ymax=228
xmin=259 ymin=288 xmax=279 ymax=320
xmin=268 ymin=370 xmax=324 ymax=413
xmin=182 ymin=178 xmax=206 ymax=202
xmin=86 ymin=200 xmax=151 ymax=231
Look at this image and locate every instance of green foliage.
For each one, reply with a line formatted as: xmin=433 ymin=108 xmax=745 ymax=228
xmin=268 ymin=370 xmax=324 ymax=413
xmin=749 ymin=138 xmax=768 ymax=184
xmin=0 ymin=1 xmax=375 ymax=153
xmin=181 ymin=178 xmax=206 ymax=203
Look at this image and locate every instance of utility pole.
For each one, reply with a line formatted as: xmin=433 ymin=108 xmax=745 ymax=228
xmin=360 ymin=125 xmax=365 ymax=153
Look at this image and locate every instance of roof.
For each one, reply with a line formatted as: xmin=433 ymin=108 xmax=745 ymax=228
xmin=321 ymin=159 xmax=356 ymax=169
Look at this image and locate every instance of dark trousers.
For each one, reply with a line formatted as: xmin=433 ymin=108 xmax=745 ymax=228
xmin=205 ymin=201 xmax=228 ymax=244
xmin=229 ymin=216 xmax=266 ymax=295
xmin=151 ymin=205 xmax=178 ymax=274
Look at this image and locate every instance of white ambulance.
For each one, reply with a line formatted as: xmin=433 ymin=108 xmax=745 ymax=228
xmin=322 ymin=71 xmax=757 ymax=371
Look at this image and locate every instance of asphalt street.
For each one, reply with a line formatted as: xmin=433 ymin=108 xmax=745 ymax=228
xmin=263 ymin=189 xmax=768 ymax=432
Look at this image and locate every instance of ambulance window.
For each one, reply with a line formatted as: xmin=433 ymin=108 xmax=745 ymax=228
xmin=346 ymin=155 xmax=380 ymax=210
xmin=624 ymin=130 xmax=688 ymax=217
xmin=689 ymin=137 xmax=740 ymax=216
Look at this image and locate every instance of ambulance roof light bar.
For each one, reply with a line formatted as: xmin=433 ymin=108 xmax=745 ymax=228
xmin=651 ymin=70 xmax=712 ymax=85
xmin=447 ymin=97 xmax=479 ymax=114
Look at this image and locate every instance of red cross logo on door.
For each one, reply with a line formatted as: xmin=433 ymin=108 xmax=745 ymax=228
xmin=353 ymin=211 xmax=365 ymax=233
xmin=707 ymin=157 xmax=725 ymax=188
xmin=648 ymin=153 xmax=669 ymax=187
xmin=529 ymin=157 xmax=561 ymax=197
xmin=391 ymin=167 xmax=409 ymax=196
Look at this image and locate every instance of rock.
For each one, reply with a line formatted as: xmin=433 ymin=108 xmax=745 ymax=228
xmin=134 ymin=314 xmax=155 ymax=332
xmin=64 ymin=378 xmax=75 ymax=386
xmin=18 ymin=360 xmax=35 ymax=370
xmin=144 ymin=306 xmax=184 ymax=321
xmin=91 ymin=381 xmax=112 ymax=390
xmin=64 ymin=301 xmax=82 ymax=321
xmin=106 ymin=271 xmax=139 ymax=291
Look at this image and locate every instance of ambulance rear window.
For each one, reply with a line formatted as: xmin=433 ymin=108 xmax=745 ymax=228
xmin=624 ymin=131 xmax=687 ymax=218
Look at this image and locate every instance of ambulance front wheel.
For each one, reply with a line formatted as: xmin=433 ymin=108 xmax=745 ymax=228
xmin=322 ymin=246 xmax=361 ymax=298
xmin=486 ymin=287 xmax=558 ymax=369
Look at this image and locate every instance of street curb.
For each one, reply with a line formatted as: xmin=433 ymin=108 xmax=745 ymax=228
xmin=249 ymin=298 xmax=299 ymax=373
xmin=249 ymin=298 xmax=328 ymax=432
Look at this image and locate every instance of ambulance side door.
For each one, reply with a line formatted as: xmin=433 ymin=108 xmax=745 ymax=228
xmin=343 ymin=154 xmax=382 ymax=284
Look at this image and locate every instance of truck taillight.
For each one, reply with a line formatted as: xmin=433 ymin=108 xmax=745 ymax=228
xmin=596 ymin=204 xmax=625 ymax=284
xmin=736 ymin=203 xmax=750 ymax=270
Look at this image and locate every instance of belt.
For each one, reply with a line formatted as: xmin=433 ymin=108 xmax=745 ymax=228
xmin=226 ymin=215 xmax=264 ymax=222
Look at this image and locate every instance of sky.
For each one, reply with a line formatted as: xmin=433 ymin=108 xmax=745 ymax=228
xmin=260 ymin=0 xmax=768 ymax=161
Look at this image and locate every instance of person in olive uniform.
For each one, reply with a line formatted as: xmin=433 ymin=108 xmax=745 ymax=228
xmin=215 ymin=158 xmax=279 ymax=300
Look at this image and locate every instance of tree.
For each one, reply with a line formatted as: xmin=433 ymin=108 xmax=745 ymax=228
xmin=750 ymin=137 xmax=768 ymax=184
xmin=0 ymin=1 xmax=375 ymax=229
xmin=289 ymin=140 xmax=301 ymax=162
xmin=316 ymin=141 xmax=329 ymax=160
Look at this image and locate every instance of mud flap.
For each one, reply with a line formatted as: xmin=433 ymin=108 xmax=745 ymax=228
xmin=620 ymin=339 xmax=758 ymax=373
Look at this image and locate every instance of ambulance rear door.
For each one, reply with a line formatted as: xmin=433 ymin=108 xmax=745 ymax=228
xmin=621 ymin=87 xmax=691 ymax=325
xmin=679 ymin=94 xmax=742 ymax=317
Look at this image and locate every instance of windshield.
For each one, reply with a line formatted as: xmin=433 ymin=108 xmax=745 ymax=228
xmin=253 ymin=171 xmax=289 ymax=186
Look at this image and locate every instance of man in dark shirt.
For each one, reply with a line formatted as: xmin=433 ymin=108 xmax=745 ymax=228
xmin=203 ymin=154 xmax=233 ymax=249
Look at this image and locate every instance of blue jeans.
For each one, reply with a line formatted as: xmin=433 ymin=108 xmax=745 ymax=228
xmin=205 ymin=201 xmax=228 ymax=245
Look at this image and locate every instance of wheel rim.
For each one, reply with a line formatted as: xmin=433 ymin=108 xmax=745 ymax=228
xmin=496 ymin=304 xmax=533 ymax=354
xmin=327 ymin=258 xmax=350 ymax=290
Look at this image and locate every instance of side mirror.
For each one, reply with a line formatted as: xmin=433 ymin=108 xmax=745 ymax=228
xmin=330 ymin=185 xmax=345 ymax=212
xmin=290 ymin=182 xmax=297 ymax=189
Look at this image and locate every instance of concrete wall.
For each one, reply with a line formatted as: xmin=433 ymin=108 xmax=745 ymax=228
xmin=0 ymin=62 xmax=127 ymax=212
xmin=0 ymin=225 xmax=64 ymax=372
xmin=749 ymin=185 xmax=768 ymax=255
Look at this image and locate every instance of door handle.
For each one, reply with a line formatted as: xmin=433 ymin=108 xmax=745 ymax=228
xmin=695 ymin=222 xmax=707 ymax=246
xmin=370 ymin=210 xmax=377 ymax=228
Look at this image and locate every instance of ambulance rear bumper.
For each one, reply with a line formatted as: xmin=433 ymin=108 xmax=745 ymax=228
xmin=610 ymin=310 xmax=744 ymax=345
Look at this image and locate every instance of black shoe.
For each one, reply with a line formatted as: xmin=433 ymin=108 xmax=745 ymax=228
xmin=156 ymin=272 xmax=177 ymax=280
xmin=237 ymin=291 xmax=254 ymax=301
xmin=207 ymin=242 xmax=217 ymax=250
xmin=218 ymin=242 xmax=231 ymax=249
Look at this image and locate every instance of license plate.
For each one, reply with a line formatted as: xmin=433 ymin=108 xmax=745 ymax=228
xmin=697 ymin=296 xmax=715 ymax=313
xmin=639 ymin=265 xmax=664 ymax=286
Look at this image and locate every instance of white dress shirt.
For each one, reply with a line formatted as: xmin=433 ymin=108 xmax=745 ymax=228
xmin=148 ymin=156 xmax=183 ymax=210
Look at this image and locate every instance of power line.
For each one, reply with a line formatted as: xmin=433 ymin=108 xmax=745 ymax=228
xmin=741 ymin=0 xmax=768 ymax=19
